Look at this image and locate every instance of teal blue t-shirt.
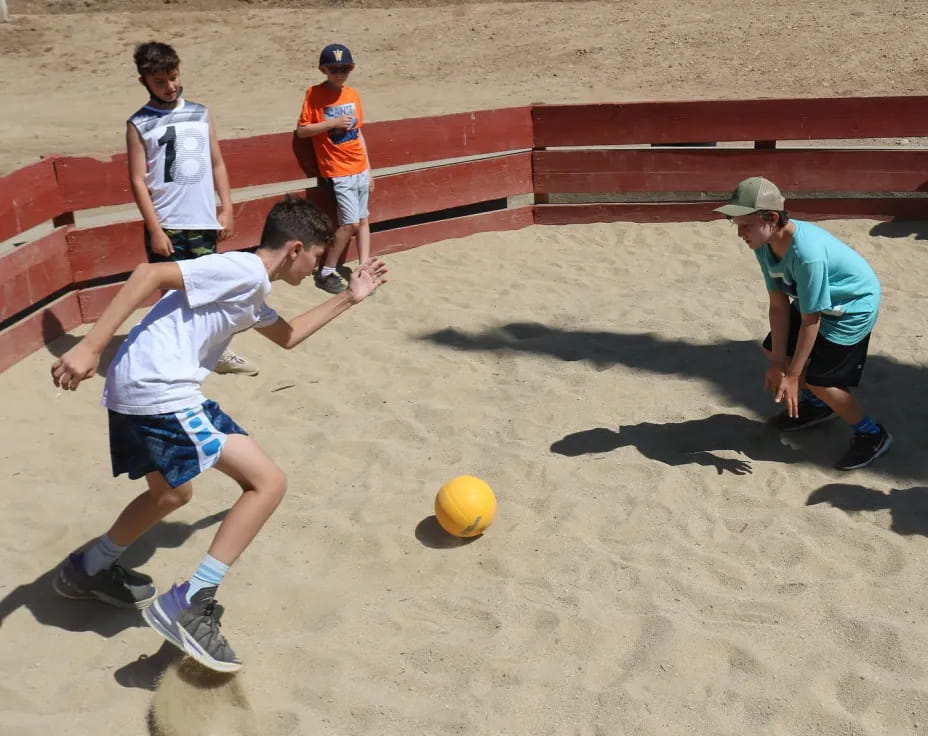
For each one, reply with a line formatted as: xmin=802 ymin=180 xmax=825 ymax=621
xmin=754 ymin=220 xmax=880 ymax=345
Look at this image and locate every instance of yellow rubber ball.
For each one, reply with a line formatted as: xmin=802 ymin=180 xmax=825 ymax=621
xmin=434 ymin=475 xmax=497 ymax=538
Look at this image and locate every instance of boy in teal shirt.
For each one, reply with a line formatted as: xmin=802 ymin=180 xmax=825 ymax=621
xmin=716 ymin=177 xmax=891 ymax=470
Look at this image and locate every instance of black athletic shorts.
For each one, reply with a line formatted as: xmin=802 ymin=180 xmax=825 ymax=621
xmin=762 ymin=303 xmax=871 ymax=388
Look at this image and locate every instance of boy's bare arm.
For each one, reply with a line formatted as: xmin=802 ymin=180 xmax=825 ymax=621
xmin=127 ymin=123 xmax=173 ymax=257
xmin=208 ymin=116 xmax=234 ymax=241
xmin=256 ymin=258 xmax=388 ymax=349
xmin=256 ymin=291 xmax=355 ymax=349
xmin=295 ymin=116 xmax=352 ymax=138
xmin=51 ymin=263 xmax=184 ymax=391
xmin=766 ymin=290 xmax=792 ymax=366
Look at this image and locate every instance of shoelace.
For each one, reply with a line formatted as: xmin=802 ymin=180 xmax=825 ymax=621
xmin=108 ymin=563 xmax=130 ymax=583
xmin=222 ymin=353 xmax=246 ymax=367
xmin=200 ymin=600 xmax=231 ymax=645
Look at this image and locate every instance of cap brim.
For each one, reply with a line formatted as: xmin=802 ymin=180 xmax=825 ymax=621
xmin=713 ymin=204 xmax=762 ymax=217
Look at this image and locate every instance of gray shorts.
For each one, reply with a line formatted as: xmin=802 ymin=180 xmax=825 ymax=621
xmin=330 ymin=170 xmax=370 ymax=225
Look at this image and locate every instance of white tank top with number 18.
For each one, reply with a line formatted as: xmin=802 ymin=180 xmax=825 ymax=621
xmin=129 ymin=99 xmax=221 ymax=230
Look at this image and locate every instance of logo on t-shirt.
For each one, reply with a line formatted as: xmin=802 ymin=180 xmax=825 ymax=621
xmin=325 ymin=102 xmax=359 ymax=145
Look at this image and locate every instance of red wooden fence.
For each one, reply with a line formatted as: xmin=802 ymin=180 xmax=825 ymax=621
xmin=2 ymin=96 xmax=927 ymax=374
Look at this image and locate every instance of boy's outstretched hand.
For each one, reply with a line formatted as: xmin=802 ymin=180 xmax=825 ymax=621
xmin=51 ymin=341 xmax=100 ymax=391
xmin=348 ymin=258 xmax=388 ymax=303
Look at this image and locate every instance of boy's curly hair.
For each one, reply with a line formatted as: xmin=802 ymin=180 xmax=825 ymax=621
xmin=260 ymin=195 xmax=335 ymax=250
xmin=134 ymin=42 xmax=180 ymax=76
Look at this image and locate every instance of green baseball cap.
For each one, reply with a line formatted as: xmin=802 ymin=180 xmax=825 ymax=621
xmin=714 ymin=177 xmax=785 ymax=216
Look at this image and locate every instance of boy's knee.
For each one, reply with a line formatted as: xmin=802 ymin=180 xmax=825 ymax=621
xmin=152 ymin=483 xmax=193 ymax=509
xmin=265 ymin=468 xmax=288 ymax=507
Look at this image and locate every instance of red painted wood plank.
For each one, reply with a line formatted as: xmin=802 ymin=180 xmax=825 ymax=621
xmin=0 ymin=159 xmax=66 ymax=243
xmin=532 ymin=96 xmax=928 ymax=147
xmin=786 ymin=198 xmax=928 ymax=220
xmin=371 ymin=206 xmax=534 ymax=256
xmin=534 ymin=203 xmax=722 ymax=225
xmin=78 ymin=283 xmax=159 ymax=324
xmin=68 ymin=220 xmax=145 ymax=282
xmin=533 ymin=198 xmax=928 ymax=225
xmin=0 ymin=228 xmax=73 ymax=321
xmin=222 ymin=132 xmax=319 ymax=188
xmin=55 ymin=153 xmax=131 ymax=211
xmin=216 ymin=186 xmax=335 ymax=254
xmin=224 ymin=107 xmax=533 ymax=187
xmin=372 ymin=153 xmax=532 ymax=222
xmin=365 ymin=107 xmax=534 ymax=169
xmin=533 ymin=149 xmax=928 ymax=194
xmin=0 ymin=292 xmax=82 ymax=374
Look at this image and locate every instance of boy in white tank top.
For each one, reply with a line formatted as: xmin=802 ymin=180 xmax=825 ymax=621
xmin=127 ymin=42 xmax=256 ymax=376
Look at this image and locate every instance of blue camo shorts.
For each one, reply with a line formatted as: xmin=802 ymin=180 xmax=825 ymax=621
xmin=108 ymin=400 xmax=247 ymax=488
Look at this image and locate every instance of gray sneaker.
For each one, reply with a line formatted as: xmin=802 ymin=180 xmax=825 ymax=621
xmin=53 ymin=551 xmax=157 ymax=609
xmin=142 ymin=582 xmax=242 ymax=673
xmin=315 ymin=272 xmax=347 ymax=294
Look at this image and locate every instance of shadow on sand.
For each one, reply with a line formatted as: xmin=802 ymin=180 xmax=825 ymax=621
xmin=807 ymin=483 xmax=928 ymax=537
xmin=421 ymin=322 xmax=926 ymax=479
xmin=0 ymin=511 xmax=226 ymax=638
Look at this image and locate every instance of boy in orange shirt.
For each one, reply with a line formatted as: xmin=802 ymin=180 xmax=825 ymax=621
xmin=296 ymin=44 xmax=373 ymax=294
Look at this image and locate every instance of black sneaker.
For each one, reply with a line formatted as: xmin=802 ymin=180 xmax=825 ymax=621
xmin=142 ymin=583 xmax=242 ymax=673
xmin=53 ymin=551 xmax=157 ymax=609
xmin=315 ymin=272 xmax=347 ymax=294
xmin=835 ymin=424 xmax=892 ymax=471
xmin=774 ymin=401 xmax=837 ymax=432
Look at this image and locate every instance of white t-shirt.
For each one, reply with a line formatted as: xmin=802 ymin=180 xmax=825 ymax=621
xmin=128 ymin=99 xmax=221 ymax=230
xmin=103 ymin=252 xmax=279 ymax=415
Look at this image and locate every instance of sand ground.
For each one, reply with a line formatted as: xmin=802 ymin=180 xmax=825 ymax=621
xmin=1 ymin=2 xmax=928 ymax=735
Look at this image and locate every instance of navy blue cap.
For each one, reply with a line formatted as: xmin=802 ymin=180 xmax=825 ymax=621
xmin=319 ymin=44 xmax=354 ymax=66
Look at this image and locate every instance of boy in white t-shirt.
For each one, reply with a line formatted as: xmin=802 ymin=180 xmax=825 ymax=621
xmin=50 ymin=196 xmax=387 ymax=673
xmin=128 ymin=40 xmax=256 ymax=377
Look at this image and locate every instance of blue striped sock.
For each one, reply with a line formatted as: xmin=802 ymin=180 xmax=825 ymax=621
xmin=186 ymin=553 xmax=230 ymax=603
xmin=83 ymin=534 xmax=127 ymax=576
xmin=801 ymin=388 xmax=826 ymax=408
xmin=853 ymin=415 xmax=880 ymax=435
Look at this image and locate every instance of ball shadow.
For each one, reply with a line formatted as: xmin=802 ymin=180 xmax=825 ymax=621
xmin=414 ymin=515 xmax=480 ymax=549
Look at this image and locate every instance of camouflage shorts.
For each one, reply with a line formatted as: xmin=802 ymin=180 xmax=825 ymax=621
xmin=145 ymin=228 xmax=219 ymax=263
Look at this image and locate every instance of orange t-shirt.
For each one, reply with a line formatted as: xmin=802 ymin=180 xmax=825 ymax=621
xmin=297 ymin=83 xmax=367 ymax=178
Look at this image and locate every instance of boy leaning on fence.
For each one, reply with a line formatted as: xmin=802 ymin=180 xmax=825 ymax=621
xmin=127 ymin=41 xmax=257 ymax=376
xmin=295 ymin=43 xmax=374 ymax=294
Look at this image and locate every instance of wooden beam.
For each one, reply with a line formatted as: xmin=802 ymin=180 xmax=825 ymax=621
xmin=532 ymin=149 xmax=928 ymax=195
xmin=78 ymin=283 xmax=158 ymax=323
xmin=532 ymin=97 xmax=928 ymax=147
xmin=55 ymin=153 xmax=132 ymax=211
xmin=372 ymin=153 xmax=532 ymax=222
xmin=533 ymin=198 xmax=928 ymax=225
xmin=67 ymin=220 xmax=145 ymax=282
xmin=371 ymin=206 xmax=534 ymax=257
xmin=0 ymin=292 xmax=82 ymax=375
xmin=0 ymin=227 xmax=72 ymax=322
xmin=364 ymin=106 xmax=534 ymax=169
xmin=0 ymin=159 xmax=65 ymax=243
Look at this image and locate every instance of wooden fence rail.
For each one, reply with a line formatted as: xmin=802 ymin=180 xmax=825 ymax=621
xmin=2 ymin=96 xmax=927 ymax=373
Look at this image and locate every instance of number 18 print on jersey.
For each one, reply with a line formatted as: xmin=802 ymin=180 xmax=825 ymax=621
xmin=129 ymin=99 xmax=221 ymax=230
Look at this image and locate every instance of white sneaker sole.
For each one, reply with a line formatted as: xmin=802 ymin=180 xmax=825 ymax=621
xmin=142 ymin=599 xmax=243 ymax=674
